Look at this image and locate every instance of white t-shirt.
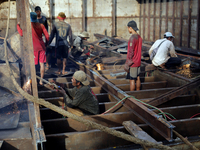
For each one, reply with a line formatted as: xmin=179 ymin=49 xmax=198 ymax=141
xmin=149 ymin=39 xmax=177 ymax=66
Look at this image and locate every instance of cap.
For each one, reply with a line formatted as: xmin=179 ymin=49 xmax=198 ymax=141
xmin=127 ymin=20 xmax=139 ymax=31
xmin=164 ymin=32 xmax=175 ymax=38
xmin=73 ymin=71 xmax=90 ymax=86
xmin=35 ymin=6 xmax=41 ymax=12
xmin=78 ymin=31 xmax=89 ymax=38
xmin=57 ymin=12 xmax=66 ymax=20
xmin=30 ymin=12 xmax=38 ymax=23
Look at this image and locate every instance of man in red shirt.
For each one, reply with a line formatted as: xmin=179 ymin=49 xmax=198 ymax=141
xmin=17 ymin=12 xmax=49 ymax=85
xmin=124 ymin=20 xmax=142 ymax=91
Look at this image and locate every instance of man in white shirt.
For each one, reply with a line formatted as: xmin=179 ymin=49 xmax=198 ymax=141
xmin=149 ymin=32 xmax=181 ymax=69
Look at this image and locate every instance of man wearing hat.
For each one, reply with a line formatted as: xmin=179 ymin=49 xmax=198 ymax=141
xmin=71 ymin=31 xmax=93 ymax=59
xmin=124 ymin=20 xmax=142 ymax=91
xmin=48 ymin=12 xmax=73 ymax=75
xmin=149 ymin=32 xmax=181 ymax=69
xmin=56 ymin=70 xmax=99 ymax=115
xmin=17 ymin=12 xmax=49 ymax=85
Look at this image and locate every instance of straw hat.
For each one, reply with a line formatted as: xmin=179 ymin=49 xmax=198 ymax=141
xmin=78 ymin=31 xmax=89 ymax=38
xmin=73 ymin=71 xmax=89 ymax=86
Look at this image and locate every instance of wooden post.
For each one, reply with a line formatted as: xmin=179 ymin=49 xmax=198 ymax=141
xmin=196 ymin=0 xmax=200 ymax=49
xmin=143 ymin=0 xmax=146 ymax=40
xmin=172 ymin=0 xmax=175 ymax=38
xmin=187 ymin=0 xmax=192 ymax=48
xmin=112 ymin=0 xmax=116 ymax=36
xmin=148 ymin=0 xmax=150 ymax=41
xmin=82 ymin=0 xmax=86 ymax=31
xmin=48 ymin=0 xmax=53 ymax=32
xmin=165 ymin=0 xmax=168 ymax=32
xmin=179 ymin=0 xmax=183 ymax=47
xmin=16 ymin=0 xmax=45 ymax=148
xmin=153 ymin=0 xmax=156 ymax=41
xmin=159 ymin=0 xmax=162 ymax=39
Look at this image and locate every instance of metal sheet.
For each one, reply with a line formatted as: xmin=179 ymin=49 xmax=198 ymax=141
xmin=0 ymin=86 xmax=22 ymax=109
xmin=0 ymin=111 xmax=20 ymax=130
xmin=0 ymin=63 xmax=21 ymax=92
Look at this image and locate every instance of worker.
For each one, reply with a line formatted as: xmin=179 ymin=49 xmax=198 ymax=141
xmin=149 ymin=32 xmax=181 ymax=69
xmin=35 ymin=6 xmax=51 ymax=71
xmin=71 ymin=31 xmax=94 ymax=59
xmin=17 ymin=12 xmax=49 ymax=85
xmin=48 ymin=12 xmax=73 ymax=75
xmin=124 ymin=20 xmax=142 ymax=91
xmin=35 ymin=6 xmax=48 ymax=31
xmin=52 ymin=70 xmax=99 ymax=115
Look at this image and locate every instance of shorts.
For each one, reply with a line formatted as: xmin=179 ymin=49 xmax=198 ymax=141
xmin=46 ymin=46 xmax=53 ymax=55
xmin=126 ymin=67 xmax=140 ymax=80
xmin=34 ymin=50 xmax=46 ymax=65
xmin=56 ymin=45 xmax=69 ymax=59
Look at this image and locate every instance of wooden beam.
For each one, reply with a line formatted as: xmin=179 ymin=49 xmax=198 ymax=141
xmin=112 ymin=0 xmax=116 ymax=36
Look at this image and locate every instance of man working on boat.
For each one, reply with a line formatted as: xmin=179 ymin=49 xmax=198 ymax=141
xmin=71 ymin=31 xmax=94 ymax=59
xmin=51 ymin=70 xmax=99 ymax=115
xmin=149 ymin=32 xmax=181 ymax=69
xmin=17 ymin=12 xmax=49 ymax=85
xmin=124 ymin=20 xmax=142 ymax=91
xmin=48 ymin=12 xmax=73 ymax=75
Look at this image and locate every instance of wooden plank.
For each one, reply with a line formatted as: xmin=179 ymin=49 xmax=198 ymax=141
xmin=109 ymin=76 xmax=157 ymax=84
xmin=147 ymin=78 xmax=200 ymax=106
xmin=126 ymin=87 xmax=176 ymax=99
xmin=123 ymin=121 xmax=160 ymax=145
xmin=117 ymin=81 xmax=167 ymax=91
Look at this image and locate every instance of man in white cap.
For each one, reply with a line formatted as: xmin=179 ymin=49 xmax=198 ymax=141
xmin=149 ymin=32 xmax=181 ymax=69
xmin=57 ymin=70 xmax=99 ymax=115
xmin=71 ymin=31 xmax=94 ymax=59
